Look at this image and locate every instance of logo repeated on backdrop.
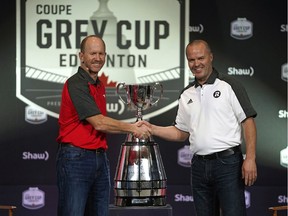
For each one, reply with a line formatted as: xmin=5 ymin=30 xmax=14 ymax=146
xmin=22 ymin=187 xmax=45 ymax=210
xmin=189 ymin=24 xmax=204 ymax=34
xmin=172 ymin=190 xmax=252 ymax=209
xmin=278 ymin=194 xmax=288 ymax=204
xmin=16 ymin=0 xmax=190 ymax=121
xmin=281 ymin=63 xmax=288 ymax=82
xmin=177 ymin=145 xmax=193 ymax=167
xmin=174 ymin=193 xmax=194 ymax=202
xmin=280 ymin=24 xmax=287 ymax=32
xmin=25 ymin=106 xmax=47 ymax=124
xmin=230 ymin=18 xmax=253 ymax=40
xmin=227 ymin=66 xmax=255 ymax=77
xmin=22 ymin=151 xmax=49 ymax=161
xmin=280 ymin=147 xmax=288 ymax=168
xmin=245 ymin=190 xmax=251 ymax=208
xmin=277 ymin=61 xmax=287 ymax=168
xmin=278 ymin=110 xmax=288 ymax=118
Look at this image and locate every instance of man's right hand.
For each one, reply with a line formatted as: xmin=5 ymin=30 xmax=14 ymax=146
xmin=132 ymin=121 xmax=151 ymax=139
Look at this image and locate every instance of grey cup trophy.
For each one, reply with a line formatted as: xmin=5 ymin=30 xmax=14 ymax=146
xmin=114 ymin=82 xmax=167 ymax=207
xmin=116 ymin=82 xmax=163 ymax=142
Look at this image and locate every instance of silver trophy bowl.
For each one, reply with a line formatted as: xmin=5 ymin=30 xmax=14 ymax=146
xmin=116 ymin=82 xmax=163 ymax=142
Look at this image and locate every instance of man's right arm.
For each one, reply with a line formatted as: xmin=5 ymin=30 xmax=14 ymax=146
xmin=150 ymin=124 xmax=189 ymax=142
xmin=86 ymin=114 xmax=151 ymax=139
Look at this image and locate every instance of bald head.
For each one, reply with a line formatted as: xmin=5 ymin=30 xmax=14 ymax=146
xmin=186 ymin=40 xmax=212 ymax=55
xmin=80 ymin=35 xmax=106 ymax=53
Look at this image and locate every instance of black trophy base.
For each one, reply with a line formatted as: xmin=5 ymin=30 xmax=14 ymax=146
xmin=115 ymin=196 xmax=166 ymax=207
xmin=109 ymin=204 xmax=173 ymax=216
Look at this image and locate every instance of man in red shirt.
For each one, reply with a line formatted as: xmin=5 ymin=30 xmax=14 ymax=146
xmin=56 ymin=35 xmax=150 ymax=216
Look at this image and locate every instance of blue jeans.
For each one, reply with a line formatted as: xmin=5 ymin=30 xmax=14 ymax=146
xmin=191 ymin=152 xmax=246 ymax=216
xmin=56 ymin=144 xmax=110 ymax=216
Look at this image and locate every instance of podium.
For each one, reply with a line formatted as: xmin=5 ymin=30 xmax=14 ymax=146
xmin=109 ymin=204 xmax=173 ymax=216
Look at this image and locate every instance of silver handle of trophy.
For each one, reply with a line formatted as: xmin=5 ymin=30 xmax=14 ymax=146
xmin=150 ymin=82 xmax=163 ymax=107
xmin=116 ymin=82 xmax=131 ymax=106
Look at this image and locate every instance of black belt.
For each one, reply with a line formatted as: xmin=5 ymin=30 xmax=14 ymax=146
xmin=195 ymin=145 xmax=241 ymax=160
xmin=60 ymin=143 xmax=105 ymax=153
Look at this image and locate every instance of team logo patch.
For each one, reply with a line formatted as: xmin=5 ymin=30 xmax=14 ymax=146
xmin=213 ymin=90 xmax=221 ymax=98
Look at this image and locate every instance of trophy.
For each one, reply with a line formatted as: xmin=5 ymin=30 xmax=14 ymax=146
xmin=114 ymin=82 xmax=167 ymax=206
xmin=116 ymin=82 xmax=163 ymax=142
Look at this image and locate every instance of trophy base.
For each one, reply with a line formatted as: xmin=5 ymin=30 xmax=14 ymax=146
xmin=115 ymin=196 xmax=166 ymax=207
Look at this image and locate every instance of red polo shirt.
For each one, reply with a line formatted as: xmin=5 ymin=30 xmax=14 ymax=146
xmin=56 ymin=67 xmax=108 ymax=150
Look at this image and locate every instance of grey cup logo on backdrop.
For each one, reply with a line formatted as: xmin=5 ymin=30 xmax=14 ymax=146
xmin=16 ymin=0 xmax=190 ymax=121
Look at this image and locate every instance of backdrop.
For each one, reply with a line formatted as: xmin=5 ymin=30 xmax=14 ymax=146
xmin=0 ymin=0 xmax=287 ymax=216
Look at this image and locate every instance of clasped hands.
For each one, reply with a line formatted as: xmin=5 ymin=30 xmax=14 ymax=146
xmin=132 ymin=120 xmax=152 ymax=139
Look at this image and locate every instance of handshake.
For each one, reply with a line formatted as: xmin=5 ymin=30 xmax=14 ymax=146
xmin=132 ymin=120 xmax=153 ymax=140
xmin=130 ymin=120 xmax=189 ymax=143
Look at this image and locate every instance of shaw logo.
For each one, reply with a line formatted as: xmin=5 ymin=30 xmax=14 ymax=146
xmin=106 ymin=99 xmax=125 ymax=115
xmin=280 ymin=24 xmax=288 ymax=32
xmin=231 ymin=18 xmax=253 ymax=40
xmin=228 ymin=67 xmax=254 ymax=76
xmin=174 ymin=194 xmax=194 ymax=202
xmin=278 ymin=195 xmax=288 ymax=203
xmin=22 ymin=187 xmax=45 ymax=210
xmin=175 ymin=191 xmax=251 ymax=207
xmin=23 ymin=151 xmax=49 ymax=161
xmin=189 ymin=24 xmax=204 ymax=33
xmin=279 ymin=110 xmax=288 ymax=118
